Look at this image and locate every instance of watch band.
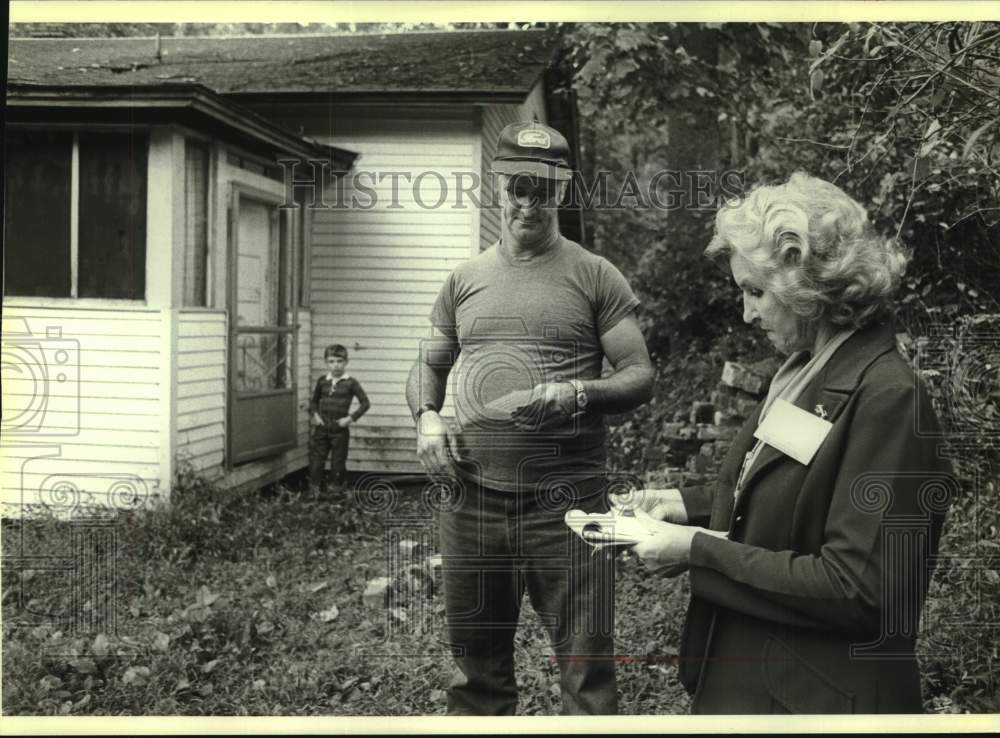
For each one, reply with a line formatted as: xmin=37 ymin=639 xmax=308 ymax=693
xmin=567 ymin=379 xmax=588 ymax=412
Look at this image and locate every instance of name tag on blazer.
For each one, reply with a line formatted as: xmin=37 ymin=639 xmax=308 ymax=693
xmin=754 ymin=398 xmax=833 ymax=466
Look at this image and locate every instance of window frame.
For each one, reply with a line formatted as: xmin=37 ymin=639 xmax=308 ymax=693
xmin=181 ymin=133 xmax=215 ymax=308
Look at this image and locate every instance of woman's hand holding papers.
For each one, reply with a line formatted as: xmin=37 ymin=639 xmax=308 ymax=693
xmin=629 ymin=508 xmax=729 ymax=577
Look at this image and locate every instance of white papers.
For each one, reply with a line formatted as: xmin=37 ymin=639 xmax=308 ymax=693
xmin=754 ymin=398 xmax=833 ymax=466
xmin=564 ymin=508 xmax=658 ymax=549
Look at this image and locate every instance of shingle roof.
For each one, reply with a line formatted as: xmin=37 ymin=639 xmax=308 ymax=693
xmin=7 ymin=29 xmax=556 ymax=96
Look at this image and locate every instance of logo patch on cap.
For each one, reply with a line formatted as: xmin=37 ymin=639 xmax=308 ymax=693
xmin=517 ymin=129 xmax=551 ymax=149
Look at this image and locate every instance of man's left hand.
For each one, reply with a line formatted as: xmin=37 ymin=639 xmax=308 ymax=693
xmin=510 ymin=382 xmax=576 ymax=431
xmin=337 ymin=417 xmax=353 ymax=428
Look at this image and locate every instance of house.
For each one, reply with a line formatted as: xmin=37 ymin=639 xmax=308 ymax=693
xmin=2 ymin=29 xmax=583 ymax=515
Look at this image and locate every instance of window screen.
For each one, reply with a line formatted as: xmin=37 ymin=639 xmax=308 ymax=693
xmin=183 ymin=139 xmax=210 ymax=306
xmin=77 ymin=131 xmax=148 ymax=299
xmin=3 ymin=130 xmax=72 ymax=297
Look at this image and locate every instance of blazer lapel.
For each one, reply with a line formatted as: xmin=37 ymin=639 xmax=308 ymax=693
xmin=732 ymin=322 xmax=899 ymax=513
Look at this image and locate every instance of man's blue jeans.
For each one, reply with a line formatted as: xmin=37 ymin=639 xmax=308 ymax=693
xmin=438 ymin=475 xmax=617 ymax=715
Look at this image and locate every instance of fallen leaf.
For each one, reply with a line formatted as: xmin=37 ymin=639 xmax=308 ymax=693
xmin=153 ymin=631 xmax=171 ymax=653
xmin=122 ymin=666 xmax=151 ymax=686
xmin=38 ymin=675 xmax=62 ymax=692
xmin=31 ymin=625 xmax=51 ymax=640
xmin=201 ymin=659 xmax=221 ymax=674
xmin=266 ymin=575 xmax=277 ymax=589
xmin=317 ymin=605 xmax=340 ymax=623
xmin=197 ymin=585 xmax=219 ymax=607
xmin=309 ymin=581 xmax=330 ymax=594
xmin=73 ymin=693 xmax=91 ymax=711
xmin=92 ymin=633 xmax=111 ymax=658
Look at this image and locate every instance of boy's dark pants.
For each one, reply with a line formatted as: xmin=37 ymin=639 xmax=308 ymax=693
xmin=308 ymin=425 xmax=349 ymax=491
xmin=438 ymin=476 xmax=617 ymax=715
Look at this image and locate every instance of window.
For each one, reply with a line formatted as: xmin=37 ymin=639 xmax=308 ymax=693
xmin=183 ymin=139 xmax=211 ymax=307
xmin=4 ymin=129 xmax=148 ymax=299
xmin=4 ymin=131 xmax=72 ymax=296
xmin=77 ymin=132 xmax=147 ymax=299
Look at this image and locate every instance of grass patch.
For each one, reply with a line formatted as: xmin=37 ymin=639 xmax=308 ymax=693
xmin=2 ymin=471 xmax=690 ymax=716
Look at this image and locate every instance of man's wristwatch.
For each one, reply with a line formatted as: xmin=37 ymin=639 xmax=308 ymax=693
xmin=414 ymin=402 xmax=438 ymax=422
xmin=567 ymin=379 xmax=588 ymax=413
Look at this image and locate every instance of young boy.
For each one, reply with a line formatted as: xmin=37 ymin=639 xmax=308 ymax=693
xmin=308 ymin=344 xmax=370 ymax=493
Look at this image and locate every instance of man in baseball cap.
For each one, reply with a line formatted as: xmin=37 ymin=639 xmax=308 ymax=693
xmin=408 ymin=119 xmax=653 ymax=714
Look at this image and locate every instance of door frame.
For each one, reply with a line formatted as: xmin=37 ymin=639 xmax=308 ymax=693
xmin=225 ymin=182 xmax=299 ymax=467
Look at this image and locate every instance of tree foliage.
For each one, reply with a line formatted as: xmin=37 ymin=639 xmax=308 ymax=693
xmin=558 ymin=21 xmax=1000 ymax=353
xmin=560 ymin=23 xmax=1000 ymax=712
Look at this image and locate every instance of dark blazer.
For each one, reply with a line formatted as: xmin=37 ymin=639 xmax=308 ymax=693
xmin=677 ymin=321 xmax=953 ymax=713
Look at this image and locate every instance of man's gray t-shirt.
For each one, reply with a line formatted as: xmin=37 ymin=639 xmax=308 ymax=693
xmin=428 ymin=237 xmax=640 ymax=493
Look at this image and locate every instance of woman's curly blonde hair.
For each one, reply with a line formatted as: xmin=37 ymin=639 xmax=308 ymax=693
xmin=704 ymin=172 xmax=910 ymax=328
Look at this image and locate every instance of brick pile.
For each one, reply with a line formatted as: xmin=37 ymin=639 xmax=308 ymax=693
xmin=641 ymin=357 xmax=780 ymax=489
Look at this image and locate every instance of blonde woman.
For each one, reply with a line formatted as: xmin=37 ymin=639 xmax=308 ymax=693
xmin=617 ymin=173 xmax=953 ymax=713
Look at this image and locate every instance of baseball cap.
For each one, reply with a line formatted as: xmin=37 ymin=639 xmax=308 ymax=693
xmin=491 ymin=121 xmax=573 ymax=181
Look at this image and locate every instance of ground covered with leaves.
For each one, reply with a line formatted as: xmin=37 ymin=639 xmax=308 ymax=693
xmin=2 ymin=472 xmax=692 ymax=716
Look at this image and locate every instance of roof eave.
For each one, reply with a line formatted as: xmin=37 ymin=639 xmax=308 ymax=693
xmin=6 ymin=83 xmax=358 ymax=170
xmin=223 ymin=89 xmax=535 ymax=107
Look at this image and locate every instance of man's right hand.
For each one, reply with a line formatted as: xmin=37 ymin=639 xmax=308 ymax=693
xmin=609 ymin=487 xmax=689 ymax=524
xmin=416 ymin=410 xmax=460 ymax=477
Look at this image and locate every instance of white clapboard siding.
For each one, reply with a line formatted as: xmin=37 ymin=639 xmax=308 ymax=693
xmin=1 ymin=306 xmax=168 ymax=515
xmin=306 ymin=122 xmax=478 ymax=473
xmin=175 ymin=310 xmax=227 ymax=476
